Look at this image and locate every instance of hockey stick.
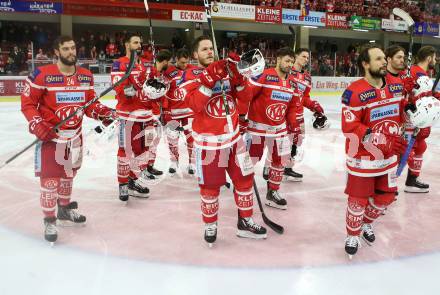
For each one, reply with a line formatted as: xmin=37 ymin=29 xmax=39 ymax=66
xmin=143 ymin=0 xmax=156 ymax=64
xmin=392 ymin=8 xmax=415 ymax=74
xmin=0 ymin=50 xmax=137 ymax=170
xmin=432 ymin=63 xmax=440 ymax=93
xmin=288 ymin=25 xmax=296 ymax=52
xmin=253 ymin=180 xmax=284 ymax=234
xmin=203 ymin=0 xmax=234 ymax=133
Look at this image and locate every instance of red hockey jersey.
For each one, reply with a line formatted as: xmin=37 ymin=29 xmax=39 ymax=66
xmin=21 ymin=64 xmax=109 ymax=142
xmin=341 ymin=76 xmax=406 ymax=177
xmin=163 ymin=65 xmax=194 ymax=120
xmin=180 ymin=66 xmax=245 ymax=150
xmin=290 ymin=69 xmax=317 ymax=120
xmin=241 ymin=68 xmax=299 ymax=137
xmin=111 ymin=56 xmax=155 ymax=122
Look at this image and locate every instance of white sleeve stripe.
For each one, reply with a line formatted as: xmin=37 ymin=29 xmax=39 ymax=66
xmin=198 ymin=85 xmax=212 ymax=97
xmin=25 ymin=78 xmax=46 ymax=90
xmin=249 ymin=78 xmax=299 ymax=95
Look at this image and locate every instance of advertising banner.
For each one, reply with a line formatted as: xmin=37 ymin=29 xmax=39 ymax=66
xmin=414 ymin=22 xmax=439 ymax=36
xmin=211 ymin=3 xmax=255 ymax=21
xmin=0 ymin=0 xmax=62 ymax=14
xmin=282 ymin=9 xmax=326 ymax=26
xmin=172 ymin=10 xmax=206 ymax=22
xmin=351 ymin=16 xmax=381 ymax=30
xmin=326 ymin=13 xmax=349 ymax=29
xmin=381 ymin=18 xmax=408 ymax=31
xmin=255 ymin=6 xmax=281 ymax=24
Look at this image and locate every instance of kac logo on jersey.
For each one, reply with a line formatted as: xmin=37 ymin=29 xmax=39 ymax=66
xmin=56 ymin=92 xmax=86 ymax=104
xmin=205 ymin=94 xmax=236 ymax=118
xmin=372 ymin=120 xmax=400 ymax=135
xmin=270 ymin=90 xmax=292 ymax=102
xmin=266 ymin=103 xmax=287 ymax=122
xmin=266 ymin=75 xmax=279 ymax=82
xmin=45 ymin=75 xmax=64 ymax=84
xmin=370 ymin=104 xmax=399 ymax=122
xmin=55 ymin=105 xmax=82 ymax=127
xmin=359 ymin=89 xmax=377 ymax=102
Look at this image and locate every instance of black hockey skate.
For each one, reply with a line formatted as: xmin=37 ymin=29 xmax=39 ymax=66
xmin=204 ymin=222 xmax=217 ymax=247
xmin=119 ymin=183 xmax=129 ymax=202
xmin=283 ymin=168 xmax=303 ymax=182
xmin=187 ymin=164 xmax=195 ymax=175
xmin=128 ymin=177 xmax=150 ymax=198
xmin=44 ymin=216 xmax=57 ymax=245
xmin=147 ymin=165 xmax=163 ymax=176
xmin=361 ymin=223 xmax=375 ymax=245
xmin=265 ymin=189 xmax=287 ymax=210
xmin=345 ymin=235 xmax=361 ymax=259
xmin=57 ymin=201 xmax=86 ymax=226
xmin=405 ymin=172 xmax=429 ymax=193
xmin=262 ymin=166 xmax=269 ymax=181
xmin=169 ymin=161 xmax=178 ymax=174
xmin=237 ymin=215 xmax=267 ymax=239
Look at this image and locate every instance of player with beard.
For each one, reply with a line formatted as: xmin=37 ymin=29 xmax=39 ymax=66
xmin=399 ymin=46 xmax=438 ymax=193
xmin=178 ymin=36 xmax=267 ymax=246
xmin=340 ymin=45 xmax=407 ymax=258
xmin=111 ymin=34 xmax=168 ymax=202
xmin=21 ymin=35 xmax=115 ymax=244
xmin=239 ymin=47 xmax=300 ymax=210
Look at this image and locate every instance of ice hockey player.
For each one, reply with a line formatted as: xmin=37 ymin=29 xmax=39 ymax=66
xmin=341 ymin=44 xmax=407 ymax=258
xmin=400 ymin=46 xmax=439 ymax=193
xmin=21 ymin=35 xmax=115 ymax=244
xmin=179 ymin=35 xmax=267 ymax=246
xmin=162 ymin=48 xmax=196 ymax=175
xmin=239 ymin=47 xmax=299 ymax=210
xmin=140 ymin=49 xmax=173 ymax=178
xmin=111 ymin=33 xmax=168 ymax=202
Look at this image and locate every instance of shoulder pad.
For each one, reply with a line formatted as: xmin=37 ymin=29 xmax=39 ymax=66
xmin=341 ymin=89 xmax=353 ymax=106
xmin=112 ymin=60 xmax=121 ymax=71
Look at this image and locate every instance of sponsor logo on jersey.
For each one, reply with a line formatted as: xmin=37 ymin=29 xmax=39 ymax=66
xmin=192 ymin=68 xmax=204 ymax=76
xmin=45 ymin=75 xmax=64 ymax=84
xmin=205 ymin=94 xmax=236 ymax=118
xmin=372 ymin=119 xmax=400 ymax=135
xmin=341 ymin=89 xmax=352 ymax=105
xmin=370 ymin=103 xmax=399 ymax=122
xmin=56 ymin=92 xmax=86 ymax=104
xmin=168 ymin=70 xmax=179 ymax=78
xmin=388 ymin=83 xmax=403 ymax=94
xmin=29 ymin=68 xmax=41 ymax=82
xmin=77 ymin=74 xmax=92 ymax=83
xmin=359 ymin=89 xmax=377 ymax=102
xmin=270 ymin=90 xmax=292 ymax=102
xmin=212 ymin=80 xmax=231 ymax=94
xmin=266 ymin=103 xmax=287 ymax=122
xmin=112 ymin=61 xmax=121 ymax=71
xmin=265 ymin=75 xmax=279 ymax=82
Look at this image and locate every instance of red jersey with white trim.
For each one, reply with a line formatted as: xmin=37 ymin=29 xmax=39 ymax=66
xmin=180 ymin=66 xmax=244 ymax=150
xmin=111 ymin=56 xmax=157 ymax=122
xmin=21 ymin=64 xmax=108 ymax=142
xmin=341 ymin=76 xmax=406 ymax=177
xmin=163 ymin=65 xmax=194 ymax=120
xmin=243 ymin=68 xmax=299 ymax=137
xmin=290 ymin=69 xmax=316 ymax=119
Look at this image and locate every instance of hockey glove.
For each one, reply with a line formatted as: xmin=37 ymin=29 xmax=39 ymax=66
xmin=199 ymin=60 xmax=229 ymax=89
xmin=311 ymin=101 xmax=324 ymax=114
xmin=417 ymin=127 xmax=431 ymax=140
xmin=226 ymin=52 xmax=245 ymax=87
xmin=312 ymin=112 xmax=330 ymax=130
xmin=363 ymin=131 xmax=407 ymax=157
xmin=123 ymin=85 xmax=136 ymax=98
xmin=29 ymin=117 xmax=57 ymax=142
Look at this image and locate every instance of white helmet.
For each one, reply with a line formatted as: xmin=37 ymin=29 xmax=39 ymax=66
xmin=142 ymin=77 xmax=169 ymax=100
xmin=413 ymin=75 xmax=433 ymax=98
xmin=406 ymin=96 xmax=440 ymax=128
xmin=235 ymin=49 xmax=265 ymax=78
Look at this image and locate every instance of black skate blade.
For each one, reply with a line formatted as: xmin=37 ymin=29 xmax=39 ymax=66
xmin=262 ymin=213 xmax=284 ymax=234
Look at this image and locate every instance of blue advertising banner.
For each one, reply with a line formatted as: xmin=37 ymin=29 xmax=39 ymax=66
xmin=414 ymin=22 xmax=439 ymax=36
xmin=282 ymin=9 xmax=326 ymax=27
xmin=0 ymin=1 xmax=62 ymax=14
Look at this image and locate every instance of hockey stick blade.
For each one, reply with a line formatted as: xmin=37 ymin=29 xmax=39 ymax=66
xmin=392 ymin=8 xmax=415 ymax=26
xmin=0 ymin=50 xmax=137 ymax=170
xmin=253 ymin=180 xmax=284 ymax=234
